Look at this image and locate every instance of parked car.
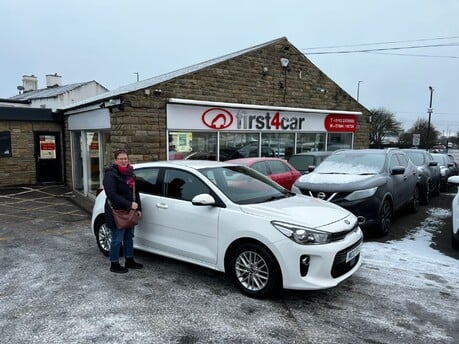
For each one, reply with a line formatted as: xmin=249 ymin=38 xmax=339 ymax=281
xmin=226 ymin=157 xmax=301 ymax=190
xmin=402 ymin=149 xmax=441 ymax=204
xmin=447 ymin=153 xmax=459 ymax=176
xmin=292 ymin=149 xmax=420 ymax=236
xmin=447 ymin=175 xmax=459 ymax=249
xmin=287 ymin=151 xmax=332 ymax=174
xmin=431 ymin=153 xmax=455 ymax=191
xmin=430 ymin=144 xmax=447 ymax=153
xmin=92 ymin=160 xmax=363 ymax=298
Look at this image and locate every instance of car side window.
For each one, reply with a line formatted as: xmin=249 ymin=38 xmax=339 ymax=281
xmin=396 ymin=154 xmax=409 ymax=168
xmin=135 ymin=168 xmax=161 ymax=195
xmin=268 ymin=160 xmax=290 ymax=174
xmin=388 ymin=154 xmax=399 ymax=169
xmin=164 ymin=169 xmax=210 ymax=201
xmin=251 ymin=162 xmax=268 ymax=175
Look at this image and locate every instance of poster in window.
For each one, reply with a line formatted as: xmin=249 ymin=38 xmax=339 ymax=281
xmin=40 ymin=135 xmax=56 ymax=159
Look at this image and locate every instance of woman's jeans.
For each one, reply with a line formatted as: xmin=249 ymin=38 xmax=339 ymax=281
xmin=109 ymin=227 xmax=134 ymax=262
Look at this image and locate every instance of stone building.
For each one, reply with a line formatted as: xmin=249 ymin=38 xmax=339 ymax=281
xmin=64 ymin=37 xmax=371 ymax=197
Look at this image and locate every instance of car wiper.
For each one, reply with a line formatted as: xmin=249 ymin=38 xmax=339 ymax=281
xmin=319 ymin=172 xmax=349 ymax=175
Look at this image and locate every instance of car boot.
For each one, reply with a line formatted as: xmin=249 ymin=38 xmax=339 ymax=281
xmin=125 ymin=257 xmax=143 ymax=269
xmin=110 ymin=261 xmax=128 ymax=273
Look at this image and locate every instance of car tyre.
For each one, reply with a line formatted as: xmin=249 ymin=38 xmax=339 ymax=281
xmin=420 ymin=181 xmax=430 ymax=205
xmin=409 ymin=185 xmax=420 ymax=213
xmin=95 ymin=217 xmax=111 ymax=256
xmin=377 ymin=198 xmax=392 ymax=236
xmin=432 ymin=179 xmax=441 ymax=196
xmin=228 ymin=243 xmax=281 ymax=298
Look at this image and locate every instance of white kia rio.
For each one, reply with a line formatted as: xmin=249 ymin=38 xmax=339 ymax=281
xmin=91 ymin=160 xmax=363 ymax=298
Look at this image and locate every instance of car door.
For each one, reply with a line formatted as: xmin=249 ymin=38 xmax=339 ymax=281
xmin=137 ymin=167 xmax=220 ymax=265
xmin=395 ymin=153 xmax=417 ymax=206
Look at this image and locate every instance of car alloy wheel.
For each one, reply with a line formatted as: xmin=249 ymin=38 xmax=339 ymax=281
xmin=95 ymin=220 xmax=111 ymax=256
xmin=377 ymin=199 xmax=392 ymax=236
xmin=229 ymin=243 xmax=281 ymax=298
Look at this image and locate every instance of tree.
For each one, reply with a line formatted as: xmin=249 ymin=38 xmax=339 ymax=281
xmin=402 ymin=118 xmax=439 ymax=148
xmin=369 ymin=108 xmax=402 ymax=145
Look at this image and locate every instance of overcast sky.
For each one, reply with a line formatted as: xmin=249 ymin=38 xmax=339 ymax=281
xmin=2 ymin=0 xmax=458 ymax=135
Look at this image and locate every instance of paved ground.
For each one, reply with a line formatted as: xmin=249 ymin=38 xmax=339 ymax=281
xmin=0 ymin=185 xmax=457 ymax=344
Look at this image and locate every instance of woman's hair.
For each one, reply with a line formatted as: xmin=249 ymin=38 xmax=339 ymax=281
xmin=114 ymin=149 xmax=129 ymax=159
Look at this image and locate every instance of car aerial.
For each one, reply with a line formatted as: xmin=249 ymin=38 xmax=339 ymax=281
xmin=431 ymin=153 xmax=455 ymax=191
xmin=92 ymin=160 xmax=363 ymax=298
xmin=287 ymin=151 xmax=332 ymax=174
xmin=292 ymin=149 xmax=420 ymax=236
xmin=402 ymin=149 xmax=441 ymax=205
xmin=226 ymin=157 xmax=301 ymax=190
xmin=447 ymin=175 xmax=459 ymax=249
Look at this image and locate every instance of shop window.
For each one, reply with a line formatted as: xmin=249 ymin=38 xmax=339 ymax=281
xmin=169 ymin=131 xmax=217 ymax=160
xmin=327 ymin=133 xmax=353 ymax=151
xmin=220 ymin=133 xmax=262 ymax=160
xmin=261 ymin=133 xmax=295 ymax=159
xmin=0 ymin=131 xmax=12 ymax=157
xmin=296 ymin=133 xmax=325 ymax=153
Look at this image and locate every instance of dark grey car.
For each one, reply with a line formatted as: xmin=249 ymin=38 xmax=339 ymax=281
xmin=402 ymin=149 xmax=441 ymax=205
xmin=431 ymin=153 xmax=456 ymax=191
xmin=292 ymin=149 xmax=420 ymax=236
xmin=287 ymin=151 xmax=331 ymax=174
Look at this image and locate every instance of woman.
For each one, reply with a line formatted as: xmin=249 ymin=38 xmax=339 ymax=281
xmin=103 ymin=149 xmax=143 ymax=273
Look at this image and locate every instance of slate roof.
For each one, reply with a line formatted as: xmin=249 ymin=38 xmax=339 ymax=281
xmin=10 ymin=81 xmax=95 ymax=101
xmin=63 ymin=37 xmax=287 ymax=110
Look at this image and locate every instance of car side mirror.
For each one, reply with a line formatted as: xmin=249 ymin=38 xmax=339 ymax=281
xmin=307 ymin=165 xmax=316 ymax=172
xmin=390 ymin=166 xmax=405 ymax=175
xmin=192 ymin=193 xmax=216 ymax=206
xmin=429 ymin=161 xmax=438 ymax=166
xmin=448 ymin=163 xmax=454 ymax=167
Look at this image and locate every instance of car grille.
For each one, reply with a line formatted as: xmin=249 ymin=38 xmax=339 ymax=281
xmin=329 ymin=224 xmax=359 ymax=242
xmin=300 ymin=189 xmax=351 ymax=202
xmin=331 ymin=238 xmax=362 ymax=278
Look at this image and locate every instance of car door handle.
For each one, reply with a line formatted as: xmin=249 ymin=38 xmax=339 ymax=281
xmin=156 ymin=203 xmax=169 ymax=209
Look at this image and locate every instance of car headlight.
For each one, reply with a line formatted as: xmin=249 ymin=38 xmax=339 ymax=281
xmin=344 ymin=186 xmax=377 ymax=201
xmin=271 ymin=221 xmax=331 ymax=244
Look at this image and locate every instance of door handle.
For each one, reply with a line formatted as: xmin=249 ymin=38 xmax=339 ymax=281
xmin=156 ymin=203 xmax=168 ymax=209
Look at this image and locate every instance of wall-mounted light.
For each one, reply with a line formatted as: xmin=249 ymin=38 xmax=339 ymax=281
xmin=154 ymin=89 xmax=162 ymax=96
xmin=262 ymin=67 xmax=268 ymax=76
xmin=280 ymin=58 xmax=289 ymax=69
xmin=144 ymin=89 xmax=151 ymax=96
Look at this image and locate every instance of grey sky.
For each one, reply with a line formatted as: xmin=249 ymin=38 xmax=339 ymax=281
xmin=2 ymin=0 xmax=458 ymax=135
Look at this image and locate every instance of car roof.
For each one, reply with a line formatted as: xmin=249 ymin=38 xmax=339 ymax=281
xmin=289 ymin=151 xmax=331 ymax=157
xmin=226 ymin=157 xmax=286 ymax=164
xmin=133 ymin=160 xmax=235 ymax=170
xmin=333 ymin=149 xmax=393 ymax=155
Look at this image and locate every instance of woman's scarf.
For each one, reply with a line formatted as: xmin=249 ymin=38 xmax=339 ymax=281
xmin=116 ymin=164 xmax=135 ymax=189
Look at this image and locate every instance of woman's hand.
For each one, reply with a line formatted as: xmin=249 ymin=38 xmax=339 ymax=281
xmin=131 ymin=201 xmax=139 ymax=210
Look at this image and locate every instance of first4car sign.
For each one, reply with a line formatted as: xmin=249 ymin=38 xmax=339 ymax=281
xmin=167 ymin=103 xmax=359 ymax=133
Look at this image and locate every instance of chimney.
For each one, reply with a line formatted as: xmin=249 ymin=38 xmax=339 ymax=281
xmin=22 ymin=75 xmax=38 ymax=92
xmin=46 ymin=73 xmax=62 ymax=88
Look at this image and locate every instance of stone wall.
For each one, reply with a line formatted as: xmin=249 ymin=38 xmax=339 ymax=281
xmin=0 ymin=121 xmax=62 ymax=186
xmin=108 ymin=38 xmax=370 ymax=162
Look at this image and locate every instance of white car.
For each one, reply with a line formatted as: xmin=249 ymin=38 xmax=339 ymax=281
xmin=447 ymin=175 xmax=459 ymax=249
xmin=91 ymin=160 xmax=363 ymax=298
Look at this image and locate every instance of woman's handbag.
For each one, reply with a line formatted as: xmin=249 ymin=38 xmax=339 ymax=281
xmin=108 ymin=184 xmax=141 ymax=229
xmin=111 ymin=208 xmax=140 ymax=229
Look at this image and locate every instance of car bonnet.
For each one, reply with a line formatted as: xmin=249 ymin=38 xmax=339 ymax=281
xmin=295 ymin=172 xmax=386 ymax=191
xmin=240 ymin=195 xmax=355 ymax=230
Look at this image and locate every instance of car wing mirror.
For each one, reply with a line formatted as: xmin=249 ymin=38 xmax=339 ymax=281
xmin=429 ymin=161 xmax=438 ymax=166
xmin=192 ymin=193 xmax=216 ymax=206
xmin=448 ymin=176 xmax=459 ymax=185
xmin=307 ymin=165 xmax=316 ymax=172
xmin=448 ymin=163 xmax=454 ymax=167
xmin=390 ymin=166 xmax=405 ymax=175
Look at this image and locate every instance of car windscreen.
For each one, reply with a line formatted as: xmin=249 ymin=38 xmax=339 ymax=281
xmin=199 ymin=165 xmax=290 ymax=204
xmin=315 ymin=152 xmax=385 ymax=174
xmin=288 ymin=155 xmax=315 ymax=170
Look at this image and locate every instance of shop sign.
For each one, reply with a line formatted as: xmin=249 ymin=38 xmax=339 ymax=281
xmin=40 ymin=135 xmax=56 ymax=159
xmin=324 ymin=114 xmax=357 ymax=132
xmin=167 ymin=103 xmax=358 ymax=132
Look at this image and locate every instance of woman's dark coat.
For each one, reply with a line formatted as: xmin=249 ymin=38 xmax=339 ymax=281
xmin=103 ymin=164 xmax=141 ymax=229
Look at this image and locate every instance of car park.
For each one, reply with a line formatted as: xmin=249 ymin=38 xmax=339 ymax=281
xmin=447 ymin=175 xmax=459 ymax=249
xmin=402 ymin=149 xmax=441 ymax=204
xmin=431 ymin=153 xmax=455 ymax=191
xmin=287 ymin=151 xmax=331 ymax=174
xmin=92 ymin=160 xmax=363 ymax=298
xmin=292 ymin=149 xmax=420 ymax=236
xmin=226 ymin=157 xmax=301 ymax=190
